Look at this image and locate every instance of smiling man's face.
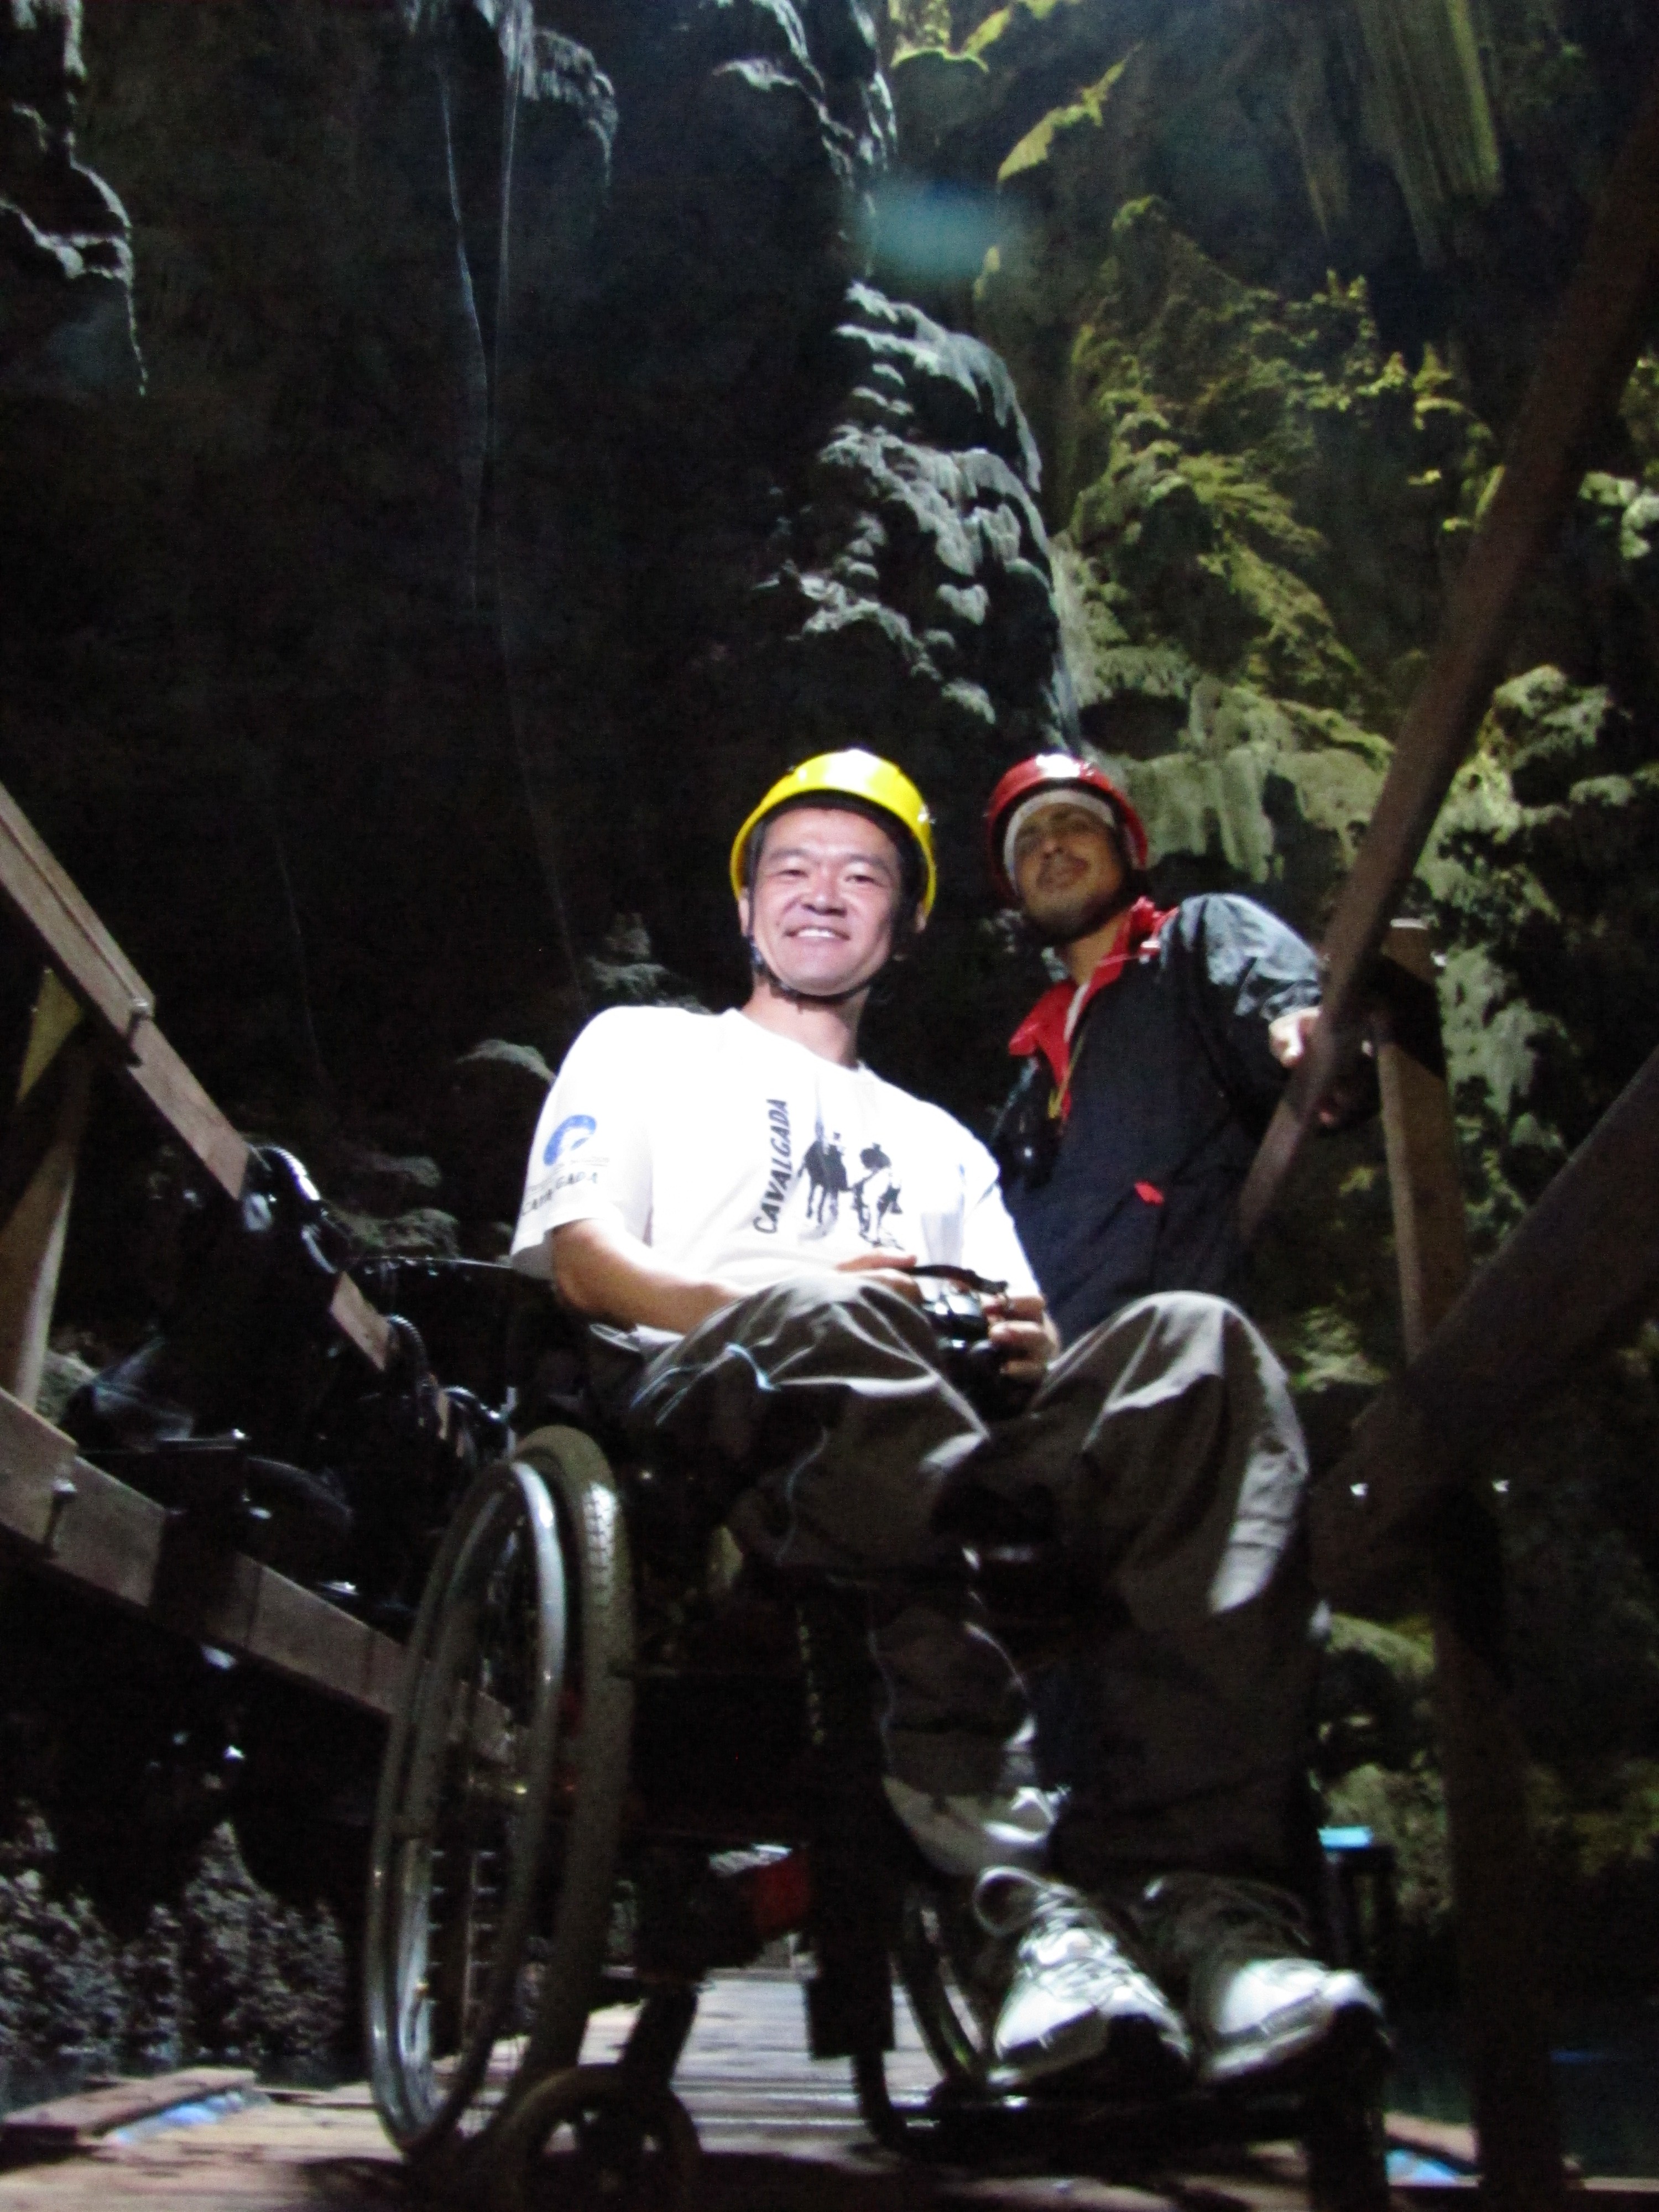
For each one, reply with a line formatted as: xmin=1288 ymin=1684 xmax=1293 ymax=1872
xmin=1011 ymin=798 xmax=1127 ymax=945
xmin=740 ymin=805 xmax=907 ymax=999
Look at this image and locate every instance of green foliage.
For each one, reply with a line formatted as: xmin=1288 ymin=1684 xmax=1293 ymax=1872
xmin=178 ymin=1827 xmax=345 ymax=2070
xmin=1533 ymin=1762 xmax=1659 ymax=1884
xmin=885 ymin=0 xmax=956 ymax=61
xmin=1327 ymin=1759 xmax=1455 ymax=1950
xmin=0 ymin=1811 xmax=127 ymax=2090
xmin=1620 ymin=352 xmax=1659 ymax=489
xmin=985 ymin=196 xmax=1494 ymax=726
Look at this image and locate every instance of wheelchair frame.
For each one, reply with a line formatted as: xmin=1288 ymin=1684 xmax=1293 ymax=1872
xmin=364 ymin=1423 xmax=1393 ymax=2212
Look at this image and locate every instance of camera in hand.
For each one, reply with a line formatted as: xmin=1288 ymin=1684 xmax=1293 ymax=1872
xmin=912 ymin=1266 xmax=1036 ymax=1421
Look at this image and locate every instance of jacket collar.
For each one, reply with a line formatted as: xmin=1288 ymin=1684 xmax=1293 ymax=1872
xmin=1008 ymin=896 xmax=1175 ymax=1089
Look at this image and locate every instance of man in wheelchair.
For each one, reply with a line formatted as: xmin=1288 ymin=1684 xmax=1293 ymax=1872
xmin=509 ymin=749 xmax=1383 ymax=2105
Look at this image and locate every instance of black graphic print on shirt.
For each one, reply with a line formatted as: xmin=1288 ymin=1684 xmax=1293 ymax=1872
xmin=750 ymin=1097 xmax=904 ymax=1247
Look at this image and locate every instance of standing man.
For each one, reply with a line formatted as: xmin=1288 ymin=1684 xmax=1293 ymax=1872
xmin=513 ymin=749 xmax=1380 ymax=2096
xmin=984 ymin=752 xmax=1383 ymax=2080
xmin=987 ymin=754 xmax=1337 ymax=1343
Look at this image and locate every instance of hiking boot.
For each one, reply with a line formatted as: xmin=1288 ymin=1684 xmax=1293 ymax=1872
xmin=973 ymin=1867 xmax=1193 ymax=2090
xmin=1134 ymin=1872 xmax=1387 ymax=2088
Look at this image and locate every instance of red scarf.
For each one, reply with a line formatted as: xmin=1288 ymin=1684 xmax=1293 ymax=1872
xmin=1008 ymin=896 xmax=1175 ymax=1109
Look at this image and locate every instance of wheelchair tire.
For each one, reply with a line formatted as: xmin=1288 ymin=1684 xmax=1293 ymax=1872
xmin=515 ymin=1428 xmax=635 ymax=2082
xmin=365 ymin=1432 xmax=634 ymax=2162
xmin=851 ymin=1880 xmax=995 ymax=2159
xmin=896 ymin=1876 xmax=994 ymax=2090
xmin=484 ymin=2064 xmax=701 ymax=2212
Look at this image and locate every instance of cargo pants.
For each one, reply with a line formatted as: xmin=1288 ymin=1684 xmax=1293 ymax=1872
xmin=597 ymin=1277 xmax=1322 ymax=1889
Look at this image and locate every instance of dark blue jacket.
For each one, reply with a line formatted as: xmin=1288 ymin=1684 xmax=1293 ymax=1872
xmin=993 ymin=894 xmax=1321 ymax=1342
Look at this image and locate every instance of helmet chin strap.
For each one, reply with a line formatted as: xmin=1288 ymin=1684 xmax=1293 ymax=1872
xmin=745 ymin=936 xmax=887 ymax=1008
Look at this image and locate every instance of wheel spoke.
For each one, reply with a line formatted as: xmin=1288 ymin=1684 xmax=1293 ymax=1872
xmin=366 ymin=1436 xmax=634 ymax=2165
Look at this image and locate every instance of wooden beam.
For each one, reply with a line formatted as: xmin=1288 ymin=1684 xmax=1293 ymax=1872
xmin=1240 ymin=60 xmax=1659 ymax=1243
xmin=0 ymin=1387 xmax=403 ymax=1719
xmin=0 ymin=2069 xmax=257 ymax=2161
xmin=330 ymin=1272 xmax=394 ymax=1373
xmin=0 ymin=785 xmax=152 ymax=1053
xmin=126 ymin=1016 xmax=251 ymax=1201
xmin=0 ymin=777 xmax=395 ymax=1372
xmin=1373 ymin=925 xmax=1472 ymax=1360
xmin=0 ymin=974 xmax=96 ymax=1407
xmin=1312 ymin=1035 xmax=1659 ymax=1599
xmin=1370 ymin=923 xmax=1568 ymax=2212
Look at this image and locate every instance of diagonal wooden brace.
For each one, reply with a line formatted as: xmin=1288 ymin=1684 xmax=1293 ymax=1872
xmin=0 ymin=972 xmax=96 ymax=1410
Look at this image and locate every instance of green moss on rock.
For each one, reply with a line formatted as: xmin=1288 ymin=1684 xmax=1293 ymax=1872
xmin=978 ymin=197 xmax=1496 ymax=819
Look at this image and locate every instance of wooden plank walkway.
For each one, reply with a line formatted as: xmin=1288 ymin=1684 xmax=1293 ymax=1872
xmin=4 ymin=1976 xmax=1652 ymax=2212
xmin=0 ymin=1980 xmax=1291 ymax=2210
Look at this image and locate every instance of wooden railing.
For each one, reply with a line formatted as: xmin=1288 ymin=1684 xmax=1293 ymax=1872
xmin=0 ymin=783 xmax=408 ymax=1718
xmin=1234 ymin=58 xmax=1659 ymax=2212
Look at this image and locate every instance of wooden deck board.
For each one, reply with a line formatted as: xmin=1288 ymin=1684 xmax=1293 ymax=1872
xmin=1 ymin=1978 xmax=1652 ymax=2210
xmin=0 ymin=1979 xmax=1301 ymax=2209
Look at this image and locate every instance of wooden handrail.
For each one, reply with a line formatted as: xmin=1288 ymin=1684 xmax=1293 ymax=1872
xmin=0 ymin=1384 xmax=404 ymax=1715
xmin=1371 ymin=923 xmax=1568 ymax=2210
xmin=0 ymin=776 xmax=393 ymax=1375
xmin=1313 ymin=1035 xmax=1659 ymax=1600
xmin=1240 ymin=58 xmax=1659 ymax=1244
xmin=0 ymin=785 xmax=153 ymax=1051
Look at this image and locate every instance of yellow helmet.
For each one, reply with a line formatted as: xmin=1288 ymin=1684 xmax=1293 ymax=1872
xmin=729 ymin=749 xmax=938 ymax=917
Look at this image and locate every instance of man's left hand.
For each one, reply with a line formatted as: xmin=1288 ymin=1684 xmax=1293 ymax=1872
xmin=1267 ymin=1005 xmax=1319 ymax=1071
xmin=1267 ymin=1005 xmax=1370 ymax=1129
xmin=983 ymin=1291 xmax=1061 ymax=1383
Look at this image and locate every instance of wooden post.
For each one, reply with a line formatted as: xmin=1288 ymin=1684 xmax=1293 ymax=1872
xmin=1373 ymin=922 xmax=1568 ymax=2212
xmin=0 ymin=971 xmax=95 ymax=1409
xmin=1241 ymin=59 xmax=1659 ymax=1244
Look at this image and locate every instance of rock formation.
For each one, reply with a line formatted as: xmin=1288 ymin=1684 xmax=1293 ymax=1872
xmin=0 ymin=0 xmax=140 ymax=401
xmin=3 ymin=0 xmax=1659 ymax=2068
xmin=410 ymin=0 xmax=1077 ymax=1039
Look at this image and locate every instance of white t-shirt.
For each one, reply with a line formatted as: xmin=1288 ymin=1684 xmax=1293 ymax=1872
xmin=510 ymin=1006 xmax=1037 ymax=1317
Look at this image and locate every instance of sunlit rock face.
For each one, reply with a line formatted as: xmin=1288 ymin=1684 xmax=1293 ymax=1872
xmin=0 ymin=0 xmax=140 ymax=401
xmin=876 ymin=0 xmax=1659 ymax=1976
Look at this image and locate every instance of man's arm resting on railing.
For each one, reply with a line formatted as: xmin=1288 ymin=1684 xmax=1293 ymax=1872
xmin=551 ymin=1217 xmax=744 ymax=1337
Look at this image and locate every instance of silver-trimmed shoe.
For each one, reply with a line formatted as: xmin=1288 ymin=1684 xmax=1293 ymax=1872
xmin=974 ymin=1868 xmax=1193 ymax=2089
xmin=1196 ymin=1954 xmax=1386 ymax=2085
xmin=1135 ymin=1873 xmax=1387 ymax=2088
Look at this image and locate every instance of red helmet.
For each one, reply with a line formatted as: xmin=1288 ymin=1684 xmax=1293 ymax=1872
xmin=984 ymin=753 xmax=1149 ymax=905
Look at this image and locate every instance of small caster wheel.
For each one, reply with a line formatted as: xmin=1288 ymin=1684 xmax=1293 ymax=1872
xmin=487 ymin=2063 xmax=701 ymax=2211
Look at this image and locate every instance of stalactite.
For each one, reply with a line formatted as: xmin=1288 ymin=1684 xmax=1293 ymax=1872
xmin=1286 ymin=30 xmax=1353 ymax=242
xmin=1349 ymin=0 xmax=1501 ymax=263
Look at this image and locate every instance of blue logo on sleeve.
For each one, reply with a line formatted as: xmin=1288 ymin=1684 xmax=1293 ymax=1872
xmin=544 ymin=1113 xmax=597 ymax=1166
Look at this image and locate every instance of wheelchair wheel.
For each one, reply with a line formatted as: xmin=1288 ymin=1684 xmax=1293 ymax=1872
xmin=515 ymin=1428 xmax=635 ymax=2082
xmin=897 ymin=1876 xmax=994 ymax=2089
xmin=854 ymin=1876 xmax=996 ymax=2157
xmin=486 ymin=2064 xmax=701 ymax=2212
xmin=366 ymin=1431 xmax=634 ymax=2161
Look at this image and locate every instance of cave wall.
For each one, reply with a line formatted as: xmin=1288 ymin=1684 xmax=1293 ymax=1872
xmin=3 ymin=0 xmax=1082 ymax=1156
xmin=881 ymin=0 xmax=1659 ymax=1981
xmin=3 ymin=0 xmax=1659 ymax=2051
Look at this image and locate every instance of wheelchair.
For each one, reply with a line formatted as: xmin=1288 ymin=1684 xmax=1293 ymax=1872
xmin=363 ymin=1402 xmax=1395 ymax=2212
